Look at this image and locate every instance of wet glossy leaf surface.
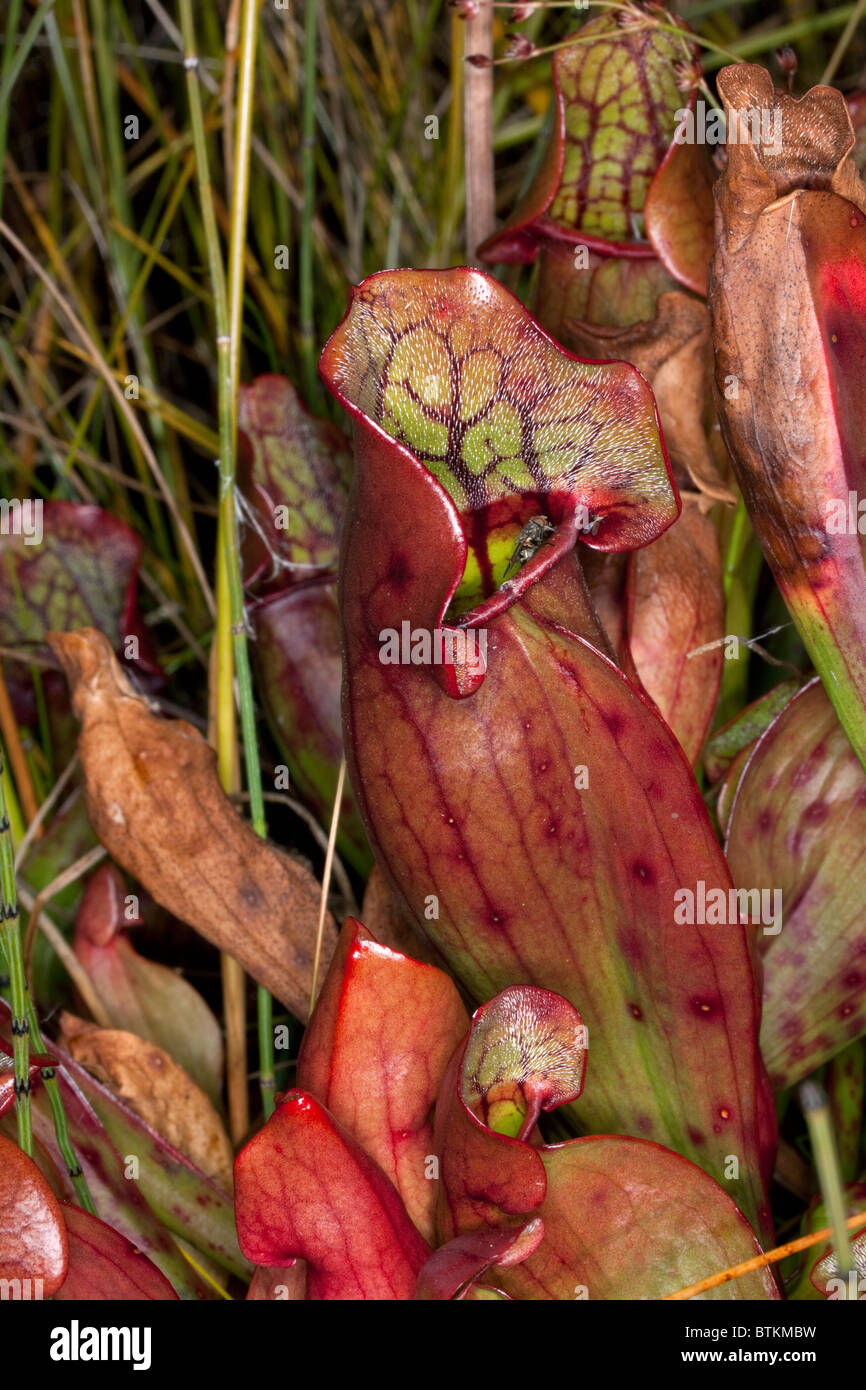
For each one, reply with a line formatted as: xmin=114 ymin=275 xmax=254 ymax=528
xmin=50 ymin=627 xmax=336 ymax=1019
xmin=297 ymin=918 xmax=468 ymax=1240
xmin=0 ymin=1132 xmax=68 ymax=1295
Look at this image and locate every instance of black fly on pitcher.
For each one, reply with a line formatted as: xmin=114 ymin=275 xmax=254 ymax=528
xmin=503 ymin=508 xmax=603 ymax=580
xmin=503 ymin=515 xmax=555 ymax=578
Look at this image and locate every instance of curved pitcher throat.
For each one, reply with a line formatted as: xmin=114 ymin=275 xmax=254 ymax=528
xmin=351 ymin=495 xmax=616 ymax=696
xmin=358 ymin=534 xmax=615 ymax=701
xmin=340 ymin=416 xmax=616 ymax=699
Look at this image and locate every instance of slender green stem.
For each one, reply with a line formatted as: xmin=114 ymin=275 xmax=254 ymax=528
xmin=227 ymin=0 xmax=257 ymax=410
xmin=368 ymin=0 xmax=443 ymax=197
xmin=801 ymin=1079 xmax=854 ymax=1285
xmin=723 ymin=497 xmax=749 ymax=603
xmin=229 ymin=0 xmax=275 ymax=1122
xmin=698 ymin=79 xmax=723 ymax=115
xmin=701 ymin=4 xmax=857 ymax=70
xmin=0 ymin=742 xmax=31 ymax=1153
xmin=309 ymin=758 xmax=346 ymax=1012
xmin=0 ymin=749 xmax=26 ymax=845
xmin=29 ymin=1035 xmax=95 ymax=1213
xmin=717 ymin=497 xmax=761 ymax=725
xmin=0 ymin=0 xmax=25 ymax=221
xmin=827 ymin=1042 xmax=865 ymax=1185
xmin=299 ymin=0 xmax=320 ymax=407
xmin=491 ymin=12 xmax=741 ymax=69
xmin=89 ymin=0 xmax=173 ymax=562
xmin=0 ymin=748 xmax=93 ymax=1202
xmin=181 ymin=0 xmax=273 ymax=1121
xmin=180 ymin=0 xmax=245 ymax=1139
xmin=821 ymin=0 xmax=866 ymax=82
xmin=0 ymin=0 xmax=58 ymax=137
xmin=489 ymin=3 xmax=856 ymax=73
xmin=256 ymin=984 xmax=275 ymax=1116
xmin=435 ymin=14 xmax=464 ymax=265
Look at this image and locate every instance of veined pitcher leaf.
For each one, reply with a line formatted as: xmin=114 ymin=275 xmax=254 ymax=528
xmin=479 ymin=15 xmax=713 ymax=290
xmin=321 ymin=268 xmax=774 ymax=1240
xmin=54 ymin=1203 xmax=178 ymax=1301
xmin=726 ymin=678 xmax=866 ymax=1088
xmin=234 ymin=1091 xmax=431 ymax=1300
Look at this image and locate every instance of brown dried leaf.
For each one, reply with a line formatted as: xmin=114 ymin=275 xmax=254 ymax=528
xmin=715 ymin=65 xmax=866 ymax=254
xmin=48 ymin=628 xmax=336 ymax=1021
xmin=709 ymin=65 xmax=866 ymax=771
xmin=61 ymin=1017 xmax=233 ymax=1189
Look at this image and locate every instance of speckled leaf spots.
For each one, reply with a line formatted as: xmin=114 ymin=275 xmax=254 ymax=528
xmin=433 ymin=988 xmax=778 ymax=1301
xmin=320 ymin=267 xmax=677 ymax=615
xmin=323 ymin=268 xmax=774 ymax=1242
xmin=460 ymin=985 xmax=587 ymax=1140
xmin=237 ymin=374 xmax=351 ymax=586
xmin=726 ymin=679 xmax=866 ymax=1089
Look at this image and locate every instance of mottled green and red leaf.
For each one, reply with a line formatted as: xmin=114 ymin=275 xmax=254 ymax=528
xmin=726 ymin=679 xmax=866 ymax=1088
xmin=237 ymin=374 xmax=351 ymax=585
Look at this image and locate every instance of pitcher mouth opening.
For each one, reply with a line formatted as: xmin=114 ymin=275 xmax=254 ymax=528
xmin=450 ymin=495 xmax=590 ymax=630
xmin=320 ymin=265 xmax=679 ymax=639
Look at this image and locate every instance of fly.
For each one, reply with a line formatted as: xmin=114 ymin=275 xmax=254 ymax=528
xmin=503 ymin=515 xmax=555 ymax=578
